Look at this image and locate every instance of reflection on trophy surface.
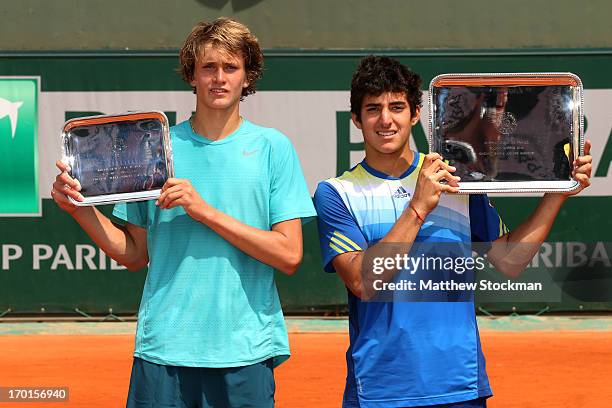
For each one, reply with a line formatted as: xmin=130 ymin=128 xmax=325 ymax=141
xmin=435 ymin=85 xmax=573 ymax=182
xmin=442 ymin=88 xmax=508 ymax=179
xmin=78 ymin=121 xmax=165 ymax=196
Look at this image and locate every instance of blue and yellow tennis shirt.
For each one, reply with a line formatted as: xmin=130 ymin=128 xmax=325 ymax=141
xmin=314 ymin=152 xmax=507 ymax=407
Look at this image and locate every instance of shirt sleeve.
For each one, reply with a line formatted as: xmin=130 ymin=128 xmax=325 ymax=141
xmin=269 ymin=133 xmax=317 ymax=225
xmin=469 ymin=194 xmax=508 ymax=243
xmin=112 ymin=201 xmax=149 ymax=228
xmin=313 ymin=181 xmax=368 ymax=273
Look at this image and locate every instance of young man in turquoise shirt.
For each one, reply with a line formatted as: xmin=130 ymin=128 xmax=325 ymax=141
xmin=52 ymin=18 xmax=315 ymax=407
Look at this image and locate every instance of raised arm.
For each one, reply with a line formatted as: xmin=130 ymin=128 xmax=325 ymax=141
xmin=487 ymin=140 xmax=593 ymax=277
xmin=318 ymin=153 xmax=459 ymax=299
xmin=51 ymin=160 xmax=149 ymax=271
xmin=330 ymin=206 xmax=424 ymax=299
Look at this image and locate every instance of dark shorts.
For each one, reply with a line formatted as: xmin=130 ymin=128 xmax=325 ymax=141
xmin=421 ymin=397 xmax=488 ymax=408
xmin=344 ymin=397 xmax=488 ymax=408
xmin=126 ymin=357 xmax=275 ymax=408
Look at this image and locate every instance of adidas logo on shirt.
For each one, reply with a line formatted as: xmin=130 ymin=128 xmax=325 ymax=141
xmin=392 ymin=186 xmax=410 ymax=199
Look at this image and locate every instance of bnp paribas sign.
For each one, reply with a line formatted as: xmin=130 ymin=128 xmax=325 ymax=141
xmin=0 ymin=77 xmax=39 ymax=216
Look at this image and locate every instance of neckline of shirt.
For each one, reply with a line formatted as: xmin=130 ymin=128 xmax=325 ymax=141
xmin=359 ymin=151 xmax=422 ymax=180
xmin=184 ymin=117 xmax=249 ymax=145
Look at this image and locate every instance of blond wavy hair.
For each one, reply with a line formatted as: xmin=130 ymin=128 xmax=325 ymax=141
xmin=178 ymin=18 xmax=264 ymax=99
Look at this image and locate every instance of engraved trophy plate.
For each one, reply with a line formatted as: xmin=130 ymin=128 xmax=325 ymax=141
xmin=429 ymin=73 xmax=584 ymax=193
xmin=61 ymin=111 xmax=174 ymax=206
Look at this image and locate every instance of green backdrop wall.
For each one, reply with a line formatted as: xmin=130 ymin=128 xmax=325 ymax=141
xmin=1 ymin=49 xmax=611 ymax=314
xmin=2 ymin=0 xmax=611 ymax=50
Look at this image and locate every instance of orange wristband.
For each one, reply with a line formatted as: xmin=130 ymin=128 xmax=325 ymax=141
xmin=410 ymin=205 xmax=425 ymax=223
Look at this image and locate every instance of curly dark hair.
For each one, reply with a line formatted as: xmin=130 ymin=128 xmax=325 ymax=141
xmin=350 ymin=55 xmax=422 ymax=121
xmin=178 ymin=17 xmax=263 ymax=99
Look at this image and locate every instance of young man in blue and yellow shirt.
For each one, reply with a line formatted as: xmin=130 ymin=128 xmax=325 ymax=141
xmin=314 ymin=56 xmax=592 ymax=408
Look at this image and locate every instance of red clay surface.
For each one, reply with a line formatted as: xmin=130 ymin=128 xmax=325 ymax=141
xmin=0 ymin=331 xmax=611 ymax=407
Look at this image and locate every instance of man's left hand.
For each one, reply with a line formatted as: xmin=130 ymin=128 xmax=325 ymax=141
xmin=564 ymin=139 xmax=592 ymax=196
xmin=156 ymin=178 xmax=209 ymax=221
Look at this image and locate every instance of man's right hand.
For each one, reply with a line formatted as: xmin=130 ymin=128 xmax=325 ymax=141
xmin=410 ymin=153 xmax=460 ymax=217
xmin=51 ymin=160 xmax=84 ymax=214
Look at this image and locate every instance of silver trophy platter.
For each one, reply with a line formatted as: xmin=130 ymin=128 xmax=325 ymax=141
xmin=429 ymin=73 xmax=584 ymax=193
xmin=61 ymin=111 xmax=174 ymax=206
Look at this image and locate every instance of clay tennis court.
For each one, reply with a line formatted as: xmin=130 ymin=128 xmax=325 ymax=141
xmin=1 ymin=323 xmax=611 ymax=407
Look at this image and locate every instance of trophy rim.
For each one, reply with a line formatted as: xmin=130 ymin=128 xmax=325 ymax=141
xmin=62 ymin=110 xmax=169 ymax=134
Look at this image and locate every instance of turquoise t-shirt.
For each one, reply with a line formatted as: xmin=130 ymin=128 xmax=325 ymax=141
xmin=112 ymin=118 xmax=316 ymax=368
